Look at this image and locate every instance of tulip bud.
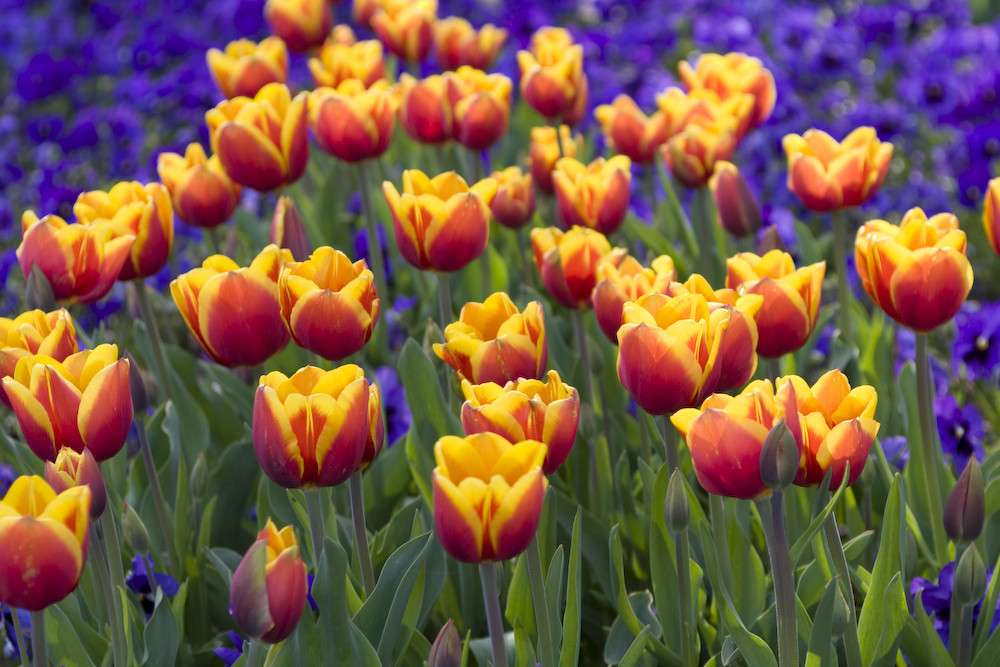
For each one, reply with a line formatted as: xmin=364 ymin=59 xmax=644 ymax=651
xmin=759 ymin=418 xmax=799 ymax=491
xmin=710 ymin=162 xmax=761 ymax=238
xmin=190 ymin=453 xmax=208 ymax=502
xmin=45 ymin=447 xmax=107 ymax=519
xmin=122 ymin=503 xmax=150 ymax=555
xmin=954 ymin=545 xmax=988 ymax=607
xmin=664 ymin=469 xmax=690 ymax=533
xmin=270 ymin=196 xmax=312 ymax=262
xmin=830 ymin=587 xmax=849 ymax=640
xmin=124 ymin=350 xmax=150 ymax=415
xmin=26 ymin=264 xmax=56 ymax=312
xmin=428 ymin=618 xmax=462 ymax=667
xmin=758 ymin=225 xmax=787 ymax=254
xmin=944 ymin=459 xmax=985 ymax=544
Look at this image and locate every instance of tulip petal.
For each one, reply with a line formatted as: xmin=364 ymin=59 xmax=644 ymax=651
xmin=489 ymin=470 xmax=546 ymax=561
xmin=0 ymin=517 xmax=85 ymax=611
xmin=433 ymin=472 xmax=484 ymax=562
xmin=78 ymin=359 xmax=133 ymax=461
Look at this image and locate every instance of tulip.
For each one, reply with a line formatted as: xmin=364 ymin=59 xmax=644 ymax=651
xmin=726 ymin=250 xmax=825 ymax=358
xmin=428 ymin=619 xmax=462 ymax=667
xmin=206 ymin=83 xmax=309 ymax=192
xmin=528 ymin=125 xmax=584 ymax=194
xmin=230 ymin=519 xmax=308 ymax=643
xmin=308 ymin=39 xmax=386 ymax=89
xmin=44 ymin=447 xmax=107 ymax=519
xmin=264 ymin=0 xmax=332 ymax=53
xmin=157 ymin=143 xmax=243 ymax=228
xmin=661 ymin=115 xmax=739 ymax=189
xmin=433 ymin=292 xmax=547 ymax=385
xmin=944 ymin=459 xmax=985 ymax=544
xmin=371 ymin=0 xmax=437 ymax=63
xmin=446 ymin=67 xmax=512 ymax=151
xmin=278 ymin=247 xmax=380 ymax=361
xmin=353 ymin=0 xmax=386 ymax=27
xmin=252 ymin=365 xmax=370 ymax=488
xmin=363 ymin=380 xmax=385 ymax=469
xmin=0 ymin=476 xmax=90 ymax=611
xmin=594 ymin=95 xmax=670 ymax=164
xmin=434 ymin=17 xmax=507 ymax=71
xmin=678 ymin=52 xmax=777 ymax=130
xmin=270 ymin=195 xmax=313 ymax=261
xmin=74 ymin=181 xmax=174 ymax=281
xmin=171 ymin=245 xmax=293 ymax=367
xmin=653 ymin=87 xmax=719 ymax=139
xmin=776 ymin=370 xmax=879 ymax=487
xmin=854 ymin=207 xmax=973 ymax=332
xmin=206 ymin=37 xmax=288 ymax=99
xmin=551 ymin=155 xmax=632 ymax=235
xmin=396 ymin=73 xmax=452 ymax=145
xmin=460 ymin=370 xmax=578 ymax=474
xmin=983 ymin=177 xmax=1000 ymax=256
xmin=531 ymin=226 xmax=624 ymax=309
xmin=309 ymin=79 xmax=396 ymax=162
xmin=710 ymin=161 xmax=762 ymax=237
xmin=17 ymin=212 xmax=135 ymax=304
xmin=0 ymin=308 xmax=78 ymax=408
xmin=382 ymin=170 xmax=498 ymax=272
xmin=592 ymin=254 xmax=676 ymax=343
xmin=432 ymin=433 xmax=547 ymax=562
xmin=490 ymin=167 xmax=535 ymax=229
xmin=783 ymin=127 xmax=893 ymax=212
xmin=517 ymin=28 xmax=587 ymax=123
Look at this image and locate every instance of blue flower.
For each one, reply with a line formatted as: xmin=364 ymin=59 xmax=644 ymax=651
xmin=0 ymin=464 xmax=17 ymax=498
xmin=375 ymin=365 xmax=413 ymax=447
xmin=912 ymin=562 xmax=1000 ymax=647
xmin=879 ymin=436 xmax=909 ymax=471
xmin=125 ymin=555 xmax=180 ymax=618
xmin=935 ymin=395 xmax=985 ymax=471
xmin=214 ymin=631 xmax=244 ymax=667
xmin=953 ymin=302 xmax=1000 ymax=381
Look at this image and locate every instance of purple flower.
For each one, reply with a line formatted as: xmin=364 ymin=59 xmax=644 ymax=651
xmin=935 ymin=395 xmax=985 ymax=471
xmin=125 ymin=555 xmax=180 ymax=618
xmin=354 ymin=224 xmax=393 ymax=287
xmin=375 ymin=365 xmax=413 ymax=447
xmin=16 ymin=54 xmax=79 ymax=102
xmin=879 ymin=436 xmax=910 ymax=470
xmin=0 ymin=464 xmax=17 ymax=498
xmin=1 ymin=604 xmax=31 ymax=661
xmin=953 ymin=302 xmax=1000 ymax=381
xmin=214 ymin=631 xmax=244 ymax=666
xmin=912 ymin=562 xmax=1000 ymax=647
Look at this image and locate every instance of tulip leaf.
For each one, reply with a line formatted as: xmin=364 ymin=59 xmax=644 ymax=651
xmin=842 ymin=530 xmax=876 ymax=563
xmin=789 ymin=468 xmax=851 ymax=566
xmin=623 ymin=215 xmax=687 ymax=277
xmin=803 ymin=578 xmax=839 ymax=667
xmin=505 ymin=551 xmax=534 ymax=631
xmin=513 ymin=616 xmax=539 ymax=667
xmin=560 ymin=507 xmax=583 ymax=667
xmin=898 ymin=592 xmax=954 ymax=667
xmin=973 ymin=549 xmax=1000 ymax=653
xmin=617 ymin=625 xmax=654 ymax=667
xmin=545 ymin=545 xmax=566 ymax=653
xmin=143 ymin=589 xmax=180 ymax=667
xmin=648 ymin=464 xmax=681 ymax=650
xmin=203 ymin=546 xmax=243 ymax=591
xmin=971 ymin=613 xmax=1000 ymax=667
xmin=312 ymin=536 xmax=381 ymax=666
xmin=44 ymin=600 xmax=99 ymax=667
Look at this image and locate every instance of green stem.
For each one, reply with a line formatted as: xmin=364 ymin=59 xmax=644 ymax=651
xmin=693 ymin=186 xmax=716 ymax=285
xmin=479 ymin=563 xmax=509 ymax=667
xmin=916 ymin=333 xmax=947 ymax=565
xmin=831 ymin=211 xmax=853 ymax=346
xmin=765 ymin=357 xmax=782 ymax=381
xmin=514 ymin=227 xmax=535 ymax=291
xmin=134 ymin=280 xmax=176 ymax=410
xmin=246 ymin=639 xmax=269 ymax=667
xmin=89 ymin=528 xmax=126 ymax=667
xmin=305 ymin=488 xmax=327 ymax=569
xmin=709 ymin=494 xmax=734 ymax=595
xmin=437 ymin=272 xmax=453 ymax=332
xmin=758 ymin=493 xmax=798 ymax=667
xmin=29 ymin=610 xmax=46 ymax=667
xmin=525 ymin=536 xmax=556 ymax=667
xmin=571 ymin=309 xmax=598 ymax=500
xmin=950 ymin=544 xmax=968 ymax=663
xmin=98 ymin=501 xmax=127 ymax=620
xmin=958 ymin=602 xmax=974 ymax=667
xmin=204 ymin=227 xmax=221 ymax=256
xmin=822 ymin=515 xmax=862 ymax=667
xmin=136 ymin=418 xmax=180 ymax=577
xmin=658 ymin=414 xmax=679 ymax=473
xmin=552 ymin=122 xmax=565 ymax=159
xmin=11 ymin=608 xmax=29 ymax=667
xmin=357 ymin=161 xmax=391 ymax=312
xmin=349 ymin=472 xmax=376 ymax=597
xmin=675 ymin=527 xmax=696 ymax=667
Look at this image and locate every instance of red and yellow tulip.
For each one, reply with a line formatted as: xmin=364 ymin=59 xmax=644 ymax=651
xmin=353 ymin=0 xmax=386 ymax=27
xmin=157 ymin=143 xmax=243 ymax=228
xmin=531 ymin=226 xmax=625 ymax=309
xmin=309 ymin=79 xmax=396 ymax=162
xmin=710 ymin=161 xmax=761 ymax=238
xmin=528 ymin=125 xmax=584 ymax=194
xmin=595 ymin=95 xmax=670 ymax=165
xmin=592 ymin=254 xmax=676 ymax=343
xmin=264 ymin=0 xmax=332 ymax=53
xmin=0 ymin=309 xmax=78 ymax=408
xmin=983 ymin=177 xmax=1000 ymax=257
xmin=396 ymin=73 xmax=453 ymax=145
xmin=363 ymin=380 xmax=384 ymax=469
xmin=678 ymin=53 xmax=777 ymax=130
xmin=517 ymin=27 xmax=587 ymax=124
xmin=44 ymin=446 xmax=107 ymax=519
xmin=445 ymin=66 xmax=512 ymax=151
xmin=552 ymin=155 xmax=632 ymax=235
xmin=434 ymin=17 xmax=507 ymax=71
xmin=661 ymin=115 xmax=739 ymax=189
xmin=490 ymin=167 xmax=536 ymax=229
xmin=206 ymin=37 xmax=288 ymax=99
xmin=308 ymin=39 xmax=386 ymax=89
xmin=372 ymin=0 xmax=437 ymax=63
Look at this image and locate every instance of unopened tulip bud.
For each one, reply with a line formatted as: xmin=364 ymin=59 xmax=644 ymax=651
xmin=122 ymin=502 xmax=150 ymax=555
xmin=710 ymin=162 xmax=761 ymax=238
xmin=26 ymin=264 xmax=56 ymax=312
xmin=664 ymin=469 xmax=690 ymax=532
xmin=759 ymin=418 xmax=799 ymax=491
xmin=45 ymin=447 xmax=107 ymax=518
xmin=270 ymin=196 xmax=312 ymax=262
xmin=955 ymin=544 xmax=987 ymax=607
xmin=428 ymin=618 xmax=462 ymax=667
xmin=190 ymin=453 xmax=209 ymax=502
xmin=944 ymin=459 xmax=985 ymax=544
xmin=124 ymin=350 xmax=150 ymax=414
xmin=758 ymin=225 xmax=787 ymax=254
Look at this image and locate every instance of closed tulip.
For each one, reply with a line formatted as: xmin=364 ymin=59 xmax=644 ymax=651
xmin=490 ymin=167 xmax=535 ymax=229
xmin=595 ymin=95 xmax=670 ymax=164
xmin=278 ymin=247 xmax=380 ymax=361
xmin=434 ymin=292 xmax=547 ymax=385
xmin=252 ymin=365 xmax=370 ymax=488
xmin=264 ymin=0 xmax=332 ymax=53
xmin=552 ymin=155 xmax=632 ymax=235
xmin=18 ymin=212 xmax=134 ymax=304
xmin=230 ymin=519 xmax=308 ymax=644
xmin=434 ymin=17 xmax=507 ymax=71
xmin=0 ymin=309 xmax=78 ymax=408
xmin=270 ymin=195 xmax=313 ymax=261
xmin=661 ymin=115 xmax=739 ymax=189
xmin=710 ymin=161 xmax=762 ymax=237
xmin=446 ymin=66 xmax=512 ymax=150
xmin=363 ymin=381 xmax=384 ymax=469
xmin=44 ymin=446 xmax=107 ymax=519
xmin=308 ymin=39 xmax=386 ymax=89
xmin=531 ymin=226 xmax=625 ymax=309
xmin=206 ymin=83 xmax=309 ymax=192
xmin=396 ymin=73 xmax=452 ymax=145
xmin=726 ymin=250 xmax=825 ymax=358
xmin=0 ymin=476 xmax=90 ymax=611
xmin=74 ymin=181 xmax=173 ymax=281
xmin=171 ymin=245 xmax=292 ymax=367
xmin=983 ymin=177 xmax=1000 ymax=256
xmin=432 ymin=433 xmax=547 ymax=562
xmin=2 ymin=344 xmax=132 ymax=462
xmin=592 ymin=254 xmax=676 ymax=343
xmin=678 ymin=52 xmax=777 ymax=130
xmin=517 ymin=27 xmax=587 ymax=124
xmin=460 ymin=370 xmax=578 ymax=474
xmin=157 ymin=143 xmax=242 ymax=228
xmin=783 ymin=127 xmax=893 ymax=212
xmin=382 ymin=170 xmax=497 ymax=272
xmin=206 ymin=37 xmax=288 ymax=99
xmin=855 ymin=207 xmax=973 ymax=332
xmin=372 ymin=0 xmax=437 ymax=63
xmin=528 ymin=125 xmax=584 ymax=194
xmin=309 ymin=79 xmax=396 ymax=162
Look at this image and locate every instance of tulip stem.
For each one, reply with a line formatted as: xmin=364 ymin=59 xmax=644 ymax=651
xmin=830 ymin=211 xmax=853 ymax=346
xmin=821 ymin=514 xmax=862 ymax=667
xmin=674 ymin=523 xmax=696 ymax=667
xmin=98 ymin=502 xmax=128 ymax=626
xmin=305 ymin=488 xmax=327 ymax=568
xmin=246 ymin=639 xmax=268 ymax=667
xmin=915 ymin=332 xmax=947 ymax=565
xmin=349 ymin=472 xmax=376 ymax=597
xmin=693 ymin=186 xmax=717 ymax=285
xmin=526 ymin=535 xmax=557 ymax=667
xmin=28 ymin=610 xmax=46 ymax=667
xmin=134 ymin=280 xmax=176 ymax=411
xmin=709 ymin=494 xmax=734 ymax=596
xmin=552 ymin=122 xmax=565 ymax=159
xmin=758 ymin=492 xmax=798 ymax=667
xmin=479 ymin=562 xmax=509 ymax=667
xmin=958 ymin=600 xmax=974 ymax=667
xmin=136 ymin=418 xmax=181 ymax=577
xmin=357 ymin=161 xmax=392 ymax=314
xmin=571 ymin=309 xmax=599 ymax=501
xmin=514 ymin=227 xmax=535 ymax=291
xmin=11 ymin=608 xmax=29 ymax=667
xmin=89 ymin=529 xmax=126 ymax=667
xmin=658 ymin=414 xmax=679 ymax=474
xmin=204 ymin=227 xmax=221 ymax=256
xmin=950 ymin=544 xmax=967 ymax=663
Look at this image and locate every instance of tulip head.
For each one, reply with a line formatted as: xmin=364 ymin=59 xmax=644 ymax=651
xmin=594 ymin=95 xmax=669 ymax=164
xmin=230 ymin=520 xmax=308 ymax=644
xmin=710 ymin=161 xmax=762 ymax=237
xmin=944 ymin=459 xmax=985 ymax=544
xmin=783 ymin=127 xmax=893 ymax=212
xmin=264 ymin=0 xmax=332 ymax=53
xmin=434 ymin=292 xmax=547 ymax=385
xmin=551 ymin=155 xmax=632 ymax=235
xmin=353 ymin=0 xmax=385 ymax=26
xmin=531 ymin=226 xmax=623 ymax=310
xmin=309 ymin=79 xmax=396 ymax=162
xmin=371 ymin=0 xmax=437 ymax=63
xmin=0 ymin=308 xmax=78 ymax=408
xmin=382 ymin=170 xmax=497 ymax=272
xmin=490 ymin=167 xmax=536 ymax=229
xmin=308 ymin=39 xmax=386 ymax=89
xmin=982 ymin=177 xmax=1000 ymax=257
xmin=278 ymin=247 xmax=380 ymax=361
xmin=434 ymin=17 xmax=507 ymax=71
xmin=446 ymin=67 xmax=512 ymax=151
xmin=854 ymin=207 xmax=973 ymax=332
xmin=432 ymin=433 xmax=547 ymax=562
xmin=517 ymin=28 xmax=587 ymax=123
xmin=0 ymin=476 xmax=90 ymax=611
xmin=270 ymin=195 xmax=313 ymax=261
xmin=529 ymin=125 xmax=584 ymax=193
xmin=171 ymin=245 xmax=292 ymax=367
xmin=661 ymin=116 xmax=738 ymax=189
xmin=44 ymin=447 xmax=107 ymax=519
xmin=362 ymin=380 xmax=385 ymax=469
xmin=678 ymin=53 xmax=776 ymax=130
xmin=428 ymin=619 xmax=462 ymax=667
xmin=157 ymin=143 xmax=243 ymax=228
xmin=395 ymin=73 xmax=453 ymax=144
xmin=592 ymin=254 xmax=676 ymax=343
xmin=206 ymin=37 xmax=288 ymax=99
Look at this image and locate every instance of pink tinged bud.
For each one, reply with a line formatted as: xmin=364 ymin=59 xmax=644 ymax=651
xmin=944 ymin=459 xmax=985 ymax=544
xmin=710 ymin=161 xmax=762 ymax=238
xmin=428 ymin=618 xmax=462 ymax=667
xmin=270 ymin=196 xmax=313 ymax=262
xmin=44 ymin=447 xmax=107 ymax=518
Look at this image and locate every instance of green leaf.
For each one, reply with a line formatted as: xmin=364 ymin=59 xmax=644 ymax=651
xmin=545 ymin=545 xmax=566 ymax=655
xmin=973 ymin=548 xmax=1000 ymax=653
xmin=513 ymin=616 xmax=539 ymax=667
xmin=143 ymin=590 xmax=180 ymax=667
xmin=505 ymin=552 xmax=534 ymax=631
xmin=789 ymin=470 xmax=851 ymax=566
xmin=904 ymin=592 xmax=954 ymax=667
xmin=617 ymin=625 xmax=653 ymax=667
xmin=45 ymin=600 xmax=101 ymax=667
xmin=560 ymin=507 xmax=583 ymax=667
xmin=804 ymin=579 xmax=839 ymax=667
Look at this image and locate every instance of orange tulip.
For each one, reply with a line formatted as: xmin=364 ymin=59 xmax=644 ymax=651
xmin=253 ymin=365 xmax=371 ymax=488
xmin=434 ymin=17 xmax=507 ymax=71
xmin=432 ymin=433 xmax=547 ymax=562
xmin=433 ymin=292 xmax=547 ymax=385
xmin=983 ymin=177 xmax=1000 ymax=256
xmin=0 ymin=476 xmax=90 ymax=611
xmin=17 ymin=212 xmax=134 ymax=304
xmin=371 ymin=0 xmax=437 ymax=63
xmin=74 ymin=181 xmax=173 ymax=281
xmin=595 ymin=95 xmax=670 ymax=164
xmin=44 ymin=446 xmax=107 ymax=519
xmin=157 ymin=143 xmax=242 ymax=228
xmin=206 ymin=37 xmax=288 ymax=99
xmin=783 ymin=127 xmax=893 ymax=212
xmin=517 ymin=27 xmax=587 ymax=123
xmin=855 ymin=207 xmax=973 ymax=332
xmin=710 ymin=161 xmax=762 ymax=237
xmin=460 ymin=371 xmax=579 ymax=474
xmin=2 ymin=344 xmax=132 ymax=462
xmin=382 ymin=170 xmax=498 ymax=272
xmin=396 ymin=73 xmax=453 ymax=145
xmin=278 ymin=247 xmax=380 ymax=361
xmin=0 ymin=309 xmax=78 ymax=408
xmin=309 ymin=79 xmax=396 ymax=162
xmin=206 ymin=83 xmax=309 ymax=192
xmin=592 ymin=254 xmax=676 ymax=343
xmin=308 ymin=39 xmax=386 ymax=89
xmin=264 ymin=0 xmax=332 ymax=53
xmin=552 ymin=155 xmax=632 ymax=235
xmin=726 ymin=250 xmax=825 ymax=358
xmin=446 ymin=66 xmax=512 ymax=150
xmin=678 ymin=53 xmax=777 ymax=130
xmin=490 ymin=167 xmax=536 ymax=229
xmin=171 ymin=245 xmax=293 ymax=367
xmin=661 ymin=115 xmax=739 ymax=189
xmin=531 ymin=226 xmax=625 ymax=309
xmin=528 ymin=125 xmax=584 ymax=194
